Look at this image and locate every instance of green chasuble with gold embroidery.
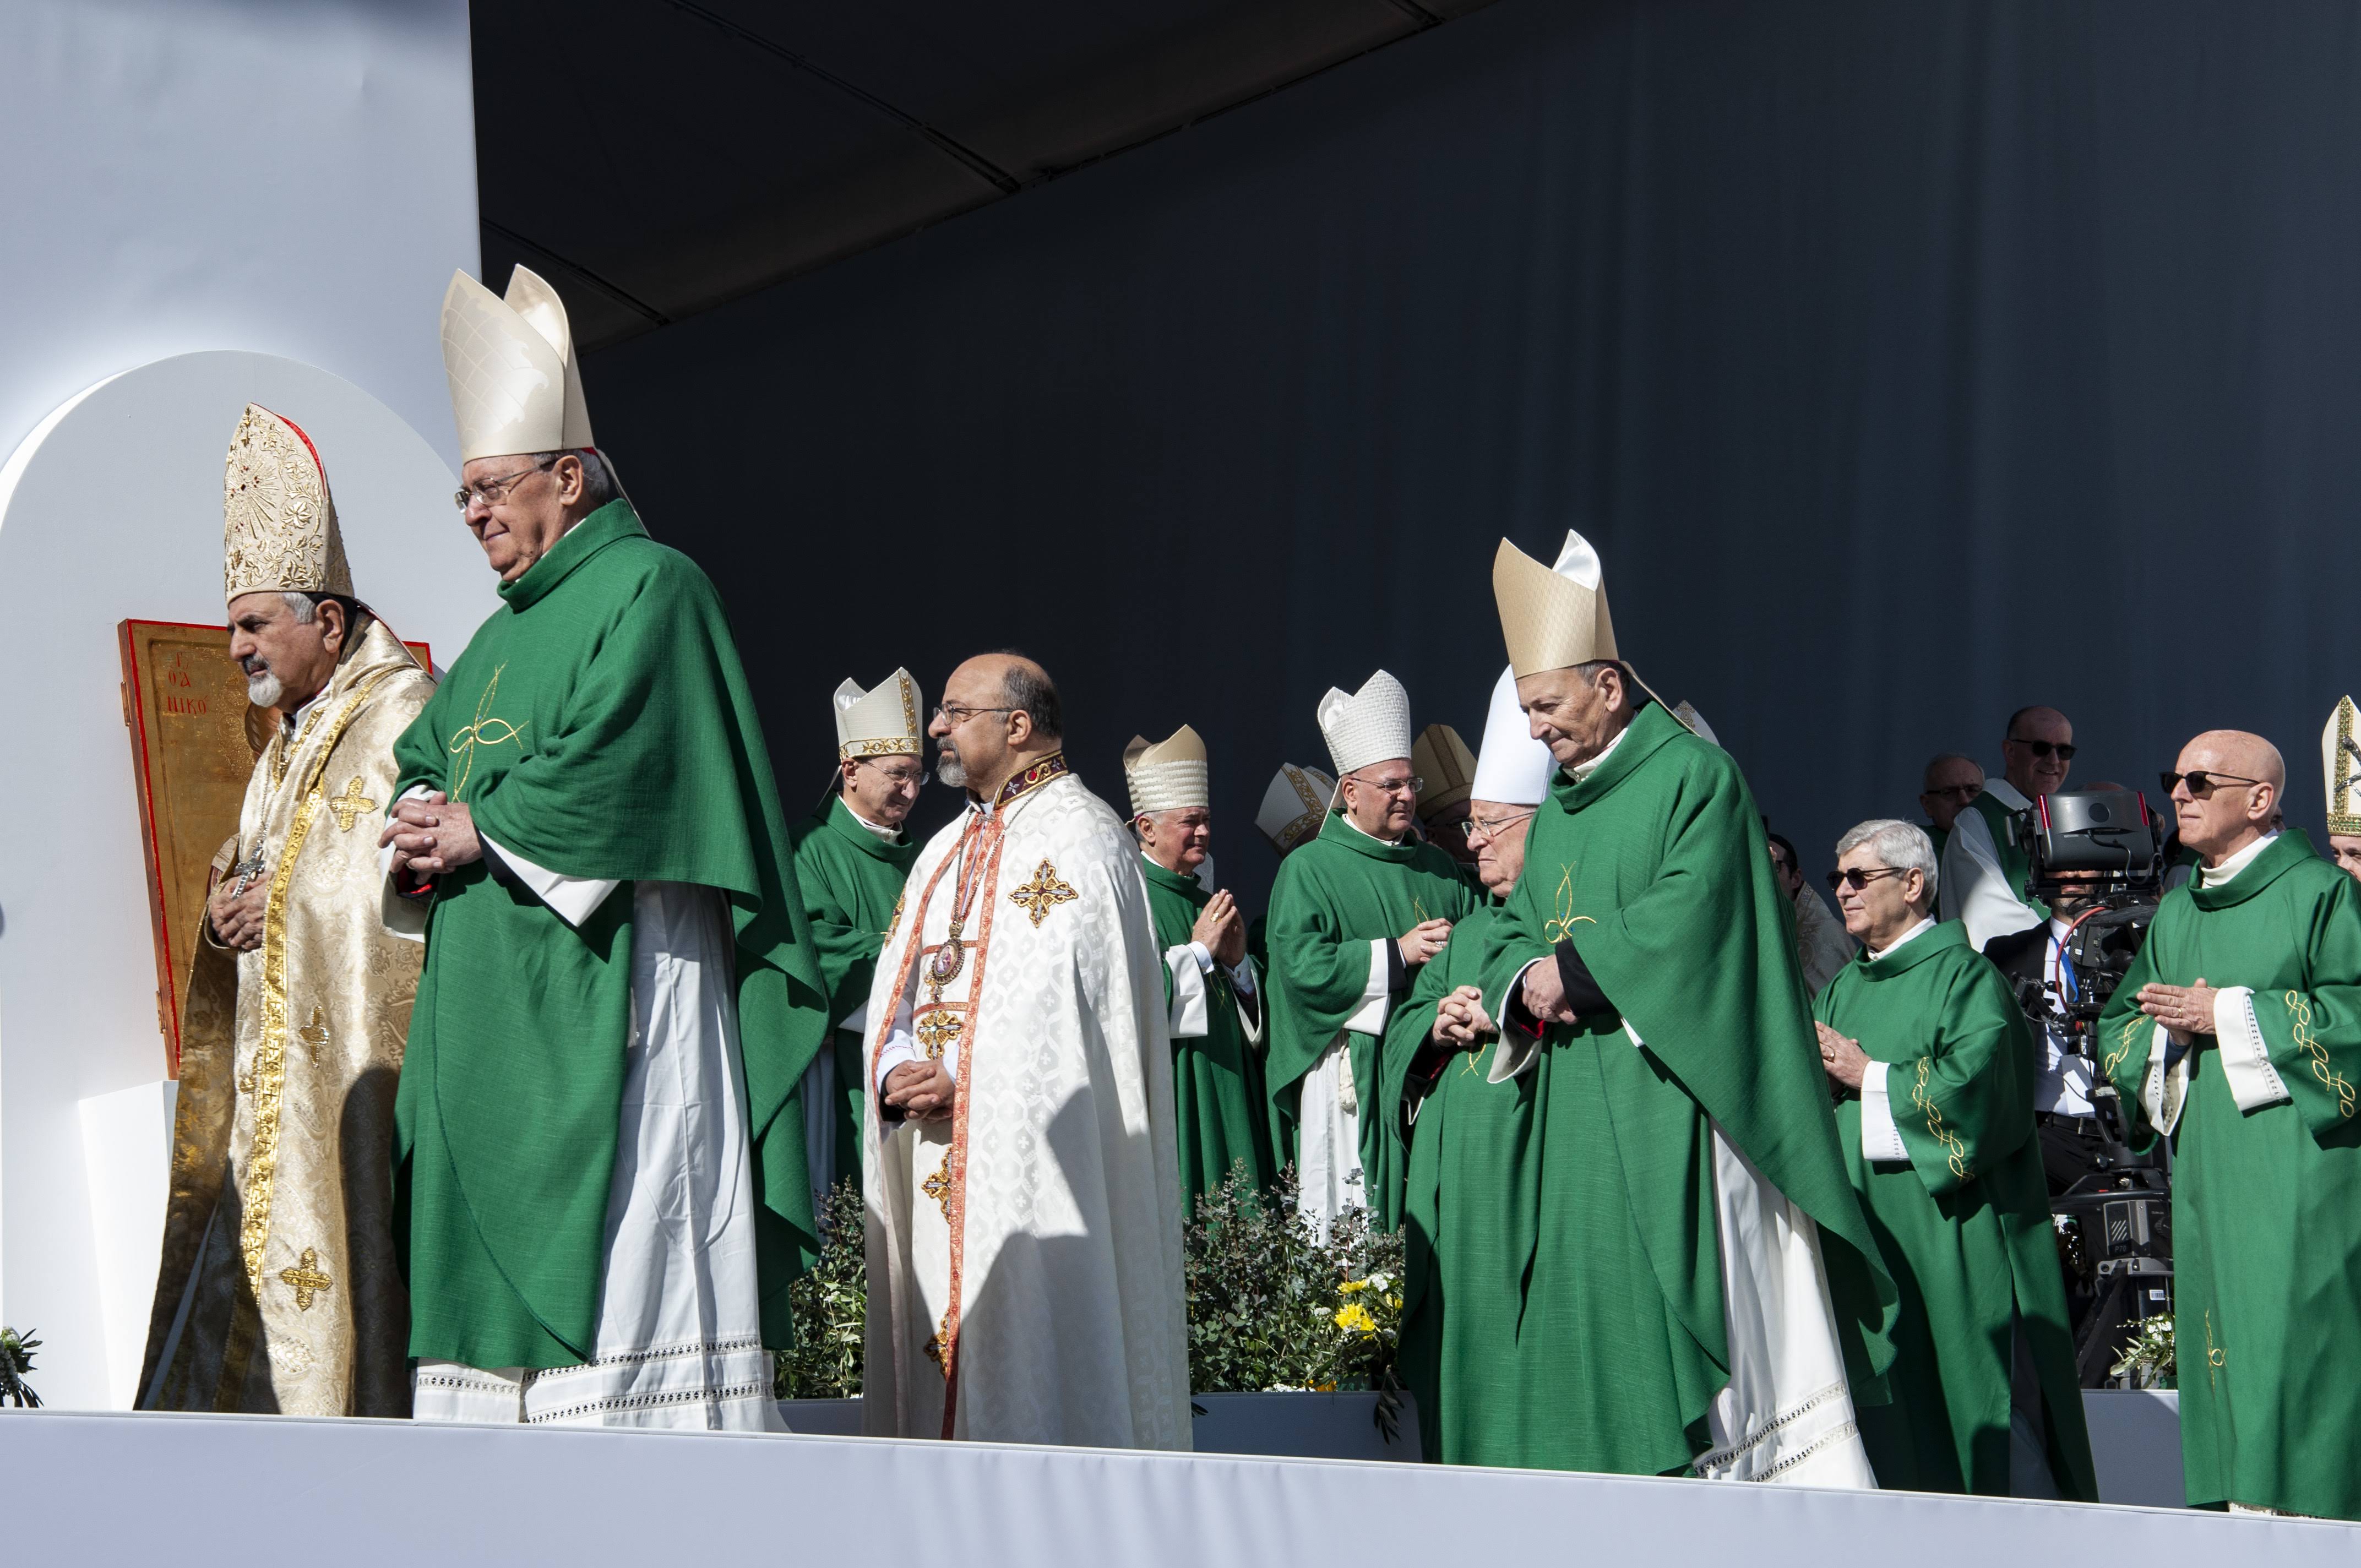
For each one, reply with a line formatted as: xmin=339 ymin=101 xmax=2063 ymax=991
xmin=790 ymin=796 xmax=918 ymax=1192
xmin=1266 ymin=810 xmax=1479 ymax=1228
xmin=1474 ymin=700 xmax=1897 ymax=1477
xmin=391 ymin=499 xmax=831 ymax=1369
xmin=2097 ymin=830 xmax=2361 ymax=1520
xmin=1816 ymin=920 xmax=2097 ymax=1500
xmin=1139 ymin=856 xmax=1276 ymax=1207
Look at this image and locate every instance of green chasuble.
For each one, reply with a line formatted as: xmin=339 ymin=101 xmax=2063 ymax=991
xmin=2097 ymin=830 xmax=2361 ymax=1519
xmin=1380 ymin=905 xmax=1554 ymax=1465
xmin=1138 ymin=856 xmax=1277 ymax=1206
xmin=1475 ymin=700 xmax=1897 ymax=1476
xmin=392 ymin=499 xmax=831 ymax=1369
xmin=1816 ymin=920 xmax=2097 ymax=1499
xmin=1266 ymin=810 xmax=1479 ymax=1228
xmin=788 ymin=796 xmax=918 ymax=1193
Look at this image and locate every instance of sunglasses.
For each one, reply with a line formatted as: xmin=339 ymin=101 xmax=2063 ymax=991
xmin=2006 ymin=737 xmax=2077 ymax=761
xmin=2159 ymin=770 xmax=2263 ymax=798
xmin=1826 ymin=866 xmax=1910 ymax=892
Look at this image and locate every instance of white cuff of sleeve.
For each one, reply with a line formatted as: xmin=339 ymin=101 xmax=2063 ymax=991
xmin=1486 ymin=958 xmax=1552 ymax=1084
xmin=1165 ymin=944 xmax=1211 ymax=1039
xmin=481 ymin=830 xmax=621 ymax=930
xmin=839 ymin=999 xmax=870 ymax=1038
xmin=1859 ymin=1060 xmax=1908 ymax=1162
xmin=2212 ymin=985 xmax=2291 ymax=1112
xmin=1342 ymin=937 xmax=1392 ymax=1035
xmin=2141 ymin=1022 xmax=2189 ymax=1135
xmin=379 ymin=783 xmax=433 ymax=943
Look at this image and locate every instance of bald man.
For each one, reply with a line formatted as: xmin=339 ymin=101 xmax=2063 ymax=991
xmin=2097 ymin=731 xmax=2361 ymax=1518
xmin=859 ymin=652 xmax=1188 ymax=1447
xmin=1941 ymin=706 xmax=2072 ymax=951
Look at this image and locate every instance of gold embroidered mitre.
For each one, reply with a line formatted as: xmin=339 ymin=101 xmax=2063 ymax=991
xmin=439 ymin=264 xmax=599 ymax=463
xmin=1411 ymin=723 xmax=1476 ymax=821
xmin=1123 ymin=725 xmax=1210 ymax=817
xmin=1492 ymin=531 xmax=1619 ymax=678
xmin=222 ymin=404 xmax=353 ymax=606
xmin=2324 ymin=696 xmax=2361 ymax=836
xmin=1256 ymin=763 xmax=1335 ymax=853
xmin=835 ymin=668 xmax=924 ymax=760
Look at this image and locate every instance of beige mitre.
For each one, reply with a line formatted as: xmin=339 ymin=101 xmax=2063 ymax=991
xmin=834 ymin=669 xmax=924 ymax=760
xmin=222 ymin=403 xmax=354 ymax=606
xmin=1256 ymin=763 xmax=1336 ymax=854
xmin=2325 ymin=696 xmax=2361 ymax=837
xmin=1493 ymin=530 xmax=1666 ymax=706
xmin=1124 ymin=725 xmax=1211 ymax=818
xmin=440 ymin=264 xmax=600 ymax=465
xmin=1412 ymin=723 xmax=1477 ymax=823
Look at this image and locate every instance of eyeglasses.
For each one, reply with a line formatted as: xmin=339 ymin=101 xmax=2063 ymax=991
xmin=452 ymin=456 xmax=555 ymax=512
xmin=859 ymin=761 xmax=926 ymax=787
xmin=2160 ymin=770 xmax=2263 ymax=798
xmin=1461 ymin=809 xmax=1536 ymax=841
xmin=2005 ymin=737 xmax=2077 ymax=761
xmin=1826 ymin=866 xmax=1910 ymax=892
xmin=1346 ymin=773 xmax=1423 ymax=797
xmin=1921 ymin=783 xmax=1982 ymax=802
xmin=933 ymin=703 xmax=1014 ymax=726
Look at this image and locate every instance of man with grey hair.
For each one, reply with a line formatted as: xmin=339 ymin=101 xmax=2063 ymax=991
xmin=1814 ymin=818 xmax=2095 ymax=1500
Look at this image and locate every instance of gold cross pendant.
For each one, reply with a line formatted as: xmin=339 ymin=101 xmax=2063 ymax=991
xmin=279 ymin=1247 xmax=334 ymax=1311
xmin=1009 ymin=859 xmax=1078 ymax=928
xmin=922 ymin=1151 xmax=955 ymax=1219
xmin=916 ymin=1009 xmax=963 ymax=1060
xmin=324 ymin=775 xmax=378 ymax=832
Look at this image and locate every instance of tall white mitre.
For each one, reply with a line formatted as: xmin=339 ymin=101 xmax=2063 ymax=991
xmin=440 ymin=264 xmax=599 ymax=464
xmin=1469 ymin=666 xmax=1557 ymax=806
xmin=834 ymin=668 xmax=924 ymax=760
xmin=1317 ymin=670 xmax=1414 ymax=778
xmin=223 ymin=402 xmax=353 ymax=605
xmin=1256 ymin=763 xmax=1336 ymax=853
xmin=2324 ymin=696 xmax=2361 ymax=837
xmin=1124 ymin=725 xmax=1211 ymax=818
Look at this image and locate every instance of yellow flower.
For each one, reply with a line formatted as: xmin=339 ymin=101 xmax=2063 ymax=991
xmin=1338 ymin=1278 xmax=1369 ymax=1294
xmin=1386 ymin=1294 xmax=1403 ymax=1311
xmin=1335 ymin=1303 xmax=1378 ymax=1335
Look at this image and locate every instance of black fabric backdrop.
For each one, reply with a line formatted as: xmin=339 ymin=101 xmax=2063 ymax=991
xmin=586 ymin=0 xmax=2361 ymax=913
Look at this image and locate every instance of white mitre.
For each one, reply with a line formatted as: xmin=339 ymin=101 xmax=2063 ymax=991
xmin=834 ymin=668 xmax=923 ymax=760
xmin=1318 ymin=669 xmax=1413 ymax=778
xmin=1124 ymin=725 xmax=1210 ymax=817
xmin=223 ymin=403 xmax=353 ymax=605
xmin=440 ymin=264 xmax=599 ymax=464
xmin=1256 ymin=763 xmax=1335 ymax=853
xmin=2325 ymin=696 xmax=2361 ymax=836
xmin=1469 ymin=666 xmax=1557 ymax=806
xmin=1673 ymin=700 xmax=1718 ymax=747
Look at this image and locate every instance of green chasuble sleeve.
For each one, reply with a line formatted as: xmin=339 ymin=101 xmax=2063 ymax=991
xmin=1138 ymin=856 xmax=1277 ymax=1205
xmin=1264 ymin=811 xmax=1479 ymax=1225
xmin=2094 ymin=830 xmax=2361 ymax=1518
xmin=391 ymin=500 xmax=832 ymax=1369
xmin=1476 ymin=702 xmax=1897 ymax=1429
xmin=789 ymin=798 xmax=919 ymax=1028
xmin=1816 ymin=921 xmax=2097 ymax=1500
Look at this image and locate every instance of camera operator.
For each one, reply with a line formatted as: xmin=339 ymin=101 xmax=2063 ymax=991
xmin=1941 ymin=706 xmax=2073 ymax=952
xmin=2098 ymin=729 xmax=2361 ymax=1520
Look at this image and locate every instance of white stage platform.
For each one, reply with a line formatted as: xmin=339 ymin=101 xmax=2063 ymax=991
xmin=6 ymin=1398 xmax=2348 ymax=1566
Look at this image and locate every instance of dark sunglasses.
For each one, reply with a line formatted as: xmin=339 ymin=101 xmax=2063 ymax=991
xmin=2159 ymin=770 xmax=2263 ymax=798
xmin=2006 ymin=737 xmax=2077 ymax=761
xmin=1826 ymin=867 xmax=1910 ymax=892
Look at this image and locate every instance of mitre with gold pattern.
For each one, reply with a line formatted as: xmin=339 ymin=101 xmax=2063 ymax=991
xmin=2324 ymin=696 xmax=2361 ymax=836
xmin=834 ymin=669 xmax=924 ymax=760
xmin=1411 ymin=723 xmax=1476 ymax=823
xmin=1256 ymin=763 xmax=1335 ymax=853
xmin=1124 ymin=725 xmax=1211 ymax=818
xmin=440 ymin=264 xmax=599 ymax=464
xmin=222 ymin=403 xmax=353 ymax=606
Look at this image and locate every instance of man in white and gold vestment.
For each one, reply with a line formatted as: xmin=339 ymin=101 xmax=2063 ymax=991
xmin=139 ymin=404 xmax=436 ymax=1415
xmin=863 ymin=652 xmax=1189 ymax=1447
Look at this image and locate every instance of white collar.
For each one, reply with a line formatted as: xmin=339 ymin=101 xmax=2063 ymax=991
xmin=1868 ymin=915 xmax=1938 ymax=963
xmin=1984 ymin=778 xmax=2033 ymax=812
xmin=282 ymin=684 xmax=329 ymax=732
xmin=2199 ymin=829 xmax=2280 ymax=888
xmin=1338 ymin=812 xmax=1405 ymax=848
xmin=1568 ymin=718 xmax=1633 ymax=783
xmin=840 ymin=799 xmax=902 ymax=843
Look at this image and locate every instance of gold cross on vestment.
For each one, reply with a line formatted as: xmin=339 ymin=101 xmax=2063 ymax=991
xmin=923 ymin=1152 xmax=955 ymax=1220
xmin=923 ymin=1313 xmax=951 ymax=1373
xmin=1009 ymin=859 xmax=1078 ymax=928
xmin=325 ymin=775 xmax=378 ymax=831
xmin=297 ymin=1006 xmax=331 ymax=1063
xmin=279 ymin=1248 xmax=334 ymax=1311
xmin=916 ymin=1009 xmax=962 ymax=1060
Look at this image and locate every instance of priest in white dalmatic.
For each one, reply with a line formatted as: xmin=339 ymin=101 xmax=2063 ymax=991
xmin=862 ymin=652 xmax=1188 ymax=1447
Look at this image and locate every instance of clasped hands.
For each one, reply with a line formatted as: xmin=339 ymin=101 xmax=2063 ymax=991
xmin=1815 ymin=1021 xmax=1871 ymax=1092
xmin=2135 ymin=977 xmax=2220 ymax=1046
xmin=1430 ymin=984 xmax=1495 ymax=1050
xmin=208 ymin=876 xmax=267 ymax=951
xmin=1190 ymin=890 xmax=1249 ymax=970
xmin=378 ymin=790 xmax=484 ymax=881
xmin=883 ymin=1059 xmax=956 ymax=1121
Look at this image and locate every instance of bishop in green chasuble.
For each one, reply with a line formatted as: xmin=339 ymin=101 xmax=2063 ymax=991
xmin=388 ymin=265 xmax=828 ymax=1429
xmin=793 ymin=669 xmax=926 ymax=1200
xmin=1125 ymin=725 xmax=1272 ymax=1207
xmin=1467 ymin=532 xmax=1896 ymax=1483
xmin=2098 ymin=734 xmax=2361 ymax=1518
xmin=1267 ymin=670 xmax=1478 ymax=1231
xmin=1811 ymin=824 xmax=2095 ymax=1499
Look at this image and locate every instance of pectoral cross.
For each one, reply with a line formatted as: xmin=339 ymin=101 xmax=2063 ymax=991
xmin=324 ymin=776 xmax=378 ymax=832
xmin=228 ymin=850 xmax=268 ymax=898
xmin=916 ymin=1009 xmax=963 ymax=1060
xmin=278 ymin=1248 xmax=334 ymax=1311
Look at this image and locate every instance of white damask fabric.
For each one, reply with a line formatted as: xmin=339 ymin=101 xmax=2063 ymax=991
xmin=862 ymin=771 xmax=1189 ymax=1449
